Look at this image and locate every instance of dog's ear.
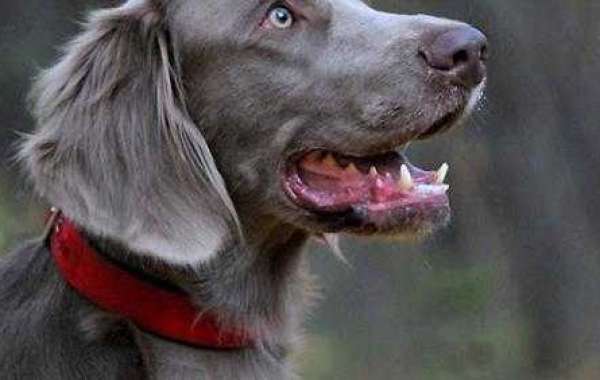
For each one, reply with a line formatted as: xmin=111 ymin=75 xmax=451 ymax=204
xmin=20 ymin=0 xmax=240 ymax=264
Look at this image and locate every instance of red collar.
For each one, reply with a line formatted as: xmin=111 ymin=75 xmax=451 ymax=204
xmin=48 ymin=211 xmax=253 ymax=350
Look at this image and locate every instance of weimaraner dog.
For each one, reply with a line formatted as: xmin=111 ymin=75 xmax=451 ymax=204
xmin=1 ymin=0 xmax=487 ymax=378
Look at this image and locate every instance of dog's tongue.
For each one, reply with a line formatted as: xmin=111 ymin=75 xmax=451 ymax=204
xmin=293 ymin=151 xmax=450 ymax=211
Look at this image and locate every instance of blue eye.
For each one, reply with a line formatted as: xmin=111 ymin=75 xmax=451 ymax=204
xmin=268 ymin=6 xmax=294 ymax=29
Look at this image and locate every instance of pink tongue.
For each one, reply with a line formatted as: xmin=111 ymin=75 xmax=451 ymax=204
xmin=301 ymin=168 xmax=409 ymax=200
xmin=299 ymin=153 xmax=435 ymax=191
xmin=299 ymin=161 xmax=439 ymax=209
xmin=290 ymin=152 xmax=448 ymax=211
xmin=300 ymin=170 xmax=365 ymax=194
xmin=371 ymin=177 xmax=399 ymax=202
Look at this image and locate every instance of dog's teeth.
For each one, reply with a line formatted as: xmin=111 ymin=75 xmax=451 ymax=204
xmin=369 ymin=166 xmax=379 ymax=177
xmin=398 ymin=164 xmax=414 ymax=191
xmin=345 ymin=163 xmax=360 ymax=175
xmin=323 ymin=153 xmax=338 ymax=168
xmin=436 ymin=163 xmax=449 ymax=184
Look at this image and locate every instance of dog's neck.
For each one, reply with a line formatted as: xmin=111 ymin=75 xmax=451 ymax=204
xmin=88 ymin=217 xmax=312 ymax=348
xmin=80 ymin=218 xmax=312 ymax=378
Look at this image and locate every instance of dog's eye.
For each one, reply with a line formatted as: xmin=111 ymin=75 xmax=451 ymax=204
xmin=268 ymin=6 xmax=294 ymax=29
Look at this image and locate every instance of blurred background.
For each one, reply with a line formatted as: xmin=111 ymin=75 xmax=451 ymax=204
xmin=1 ymin=0 xmax=600 ymax=379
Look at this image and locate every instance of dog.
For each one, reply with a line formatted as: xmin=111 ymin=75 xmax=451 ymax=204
xmin=0 ymin=0 xmax=487 ymax=378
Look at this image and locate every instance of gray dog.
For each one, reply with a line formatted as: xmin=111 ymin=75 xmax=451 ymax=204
xmin=0 ymin=0 xmax=487 ymax=378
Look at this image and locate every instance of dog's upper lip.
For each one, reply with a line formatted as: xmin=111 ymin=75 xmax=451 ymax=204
xmin=287 ymin=105 xmax=467 ymax=160
xmin=417 ymin=106 xmax=464 ymax=140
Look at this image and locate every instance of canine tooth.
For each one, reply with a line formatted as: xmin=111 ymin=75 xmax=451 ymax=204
xmin=323 ymin=153 xmax=338 ymax=167
xmin=398 ymin=164 xmax=414 ymax=190
xmin=345 ymin=163 xmax=360 ymax=175
xmin=369 ymin=166 xmax=379 ymax=177
xmin=436 ymin=163 xmax=449 ymax=184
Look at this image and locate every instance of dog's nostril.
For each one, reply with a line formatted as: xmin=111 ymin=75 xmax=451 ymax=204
xmin=480 ymin=45 xmax=489 ymax=61
xmin=420 ymin=24 xmax=488 ymax=88
xmin=452 ymin=49 xmax=470 ymax=67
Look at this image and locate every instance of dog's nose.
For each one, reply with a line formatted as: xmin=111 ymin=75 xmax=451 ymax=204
xmin=419 ymin=25 xmax=488 ymax=88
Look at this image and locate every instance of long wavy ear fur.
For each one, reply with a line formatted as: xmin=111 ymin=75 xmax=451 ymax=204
xmin=20 ymin=0 xmax=240 ymax=264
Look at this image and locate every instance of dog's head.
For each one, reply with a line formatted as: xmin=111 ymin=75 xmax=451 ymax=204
xmin=22 ymin=0 xmax=487 ymax=264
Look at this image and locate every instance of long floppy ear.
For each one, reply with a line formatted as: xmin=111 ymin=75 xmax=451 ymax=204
xmin=20 ymin=0 xmax=240 ymax=265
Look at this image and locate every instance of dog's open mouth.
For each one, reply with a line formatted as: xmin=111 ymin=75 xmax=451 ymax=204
xmin=283 ymin=149 xmax=451 ymax=234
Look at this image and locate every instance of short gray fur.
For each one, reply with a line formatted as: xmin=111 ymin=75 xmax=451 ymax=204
xmin=2 ymin=0 xmax=480 ymax=378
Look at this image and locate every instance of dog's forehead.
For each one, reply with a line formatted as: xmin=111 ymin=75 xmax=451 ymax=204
xmin=169 ymin=0 xmax=369 ymax=13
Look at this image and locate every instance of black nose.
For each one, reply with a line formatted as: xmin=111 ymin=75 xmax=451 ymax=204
xmin=419 ymin=25 xmax=488 ymax=88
